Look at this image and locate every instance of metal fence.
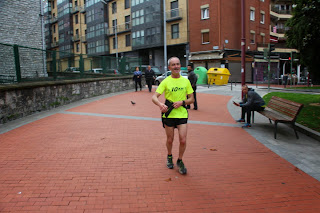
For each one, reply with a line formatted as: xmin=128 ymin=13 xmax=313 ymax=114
xmin=0 ymin=42 xmax=142 ymax=84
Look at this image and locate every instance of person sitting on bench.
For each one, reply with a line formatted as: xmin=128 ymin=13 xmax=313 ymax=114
xmin=233 ymin=85 xmax=266 ymax=128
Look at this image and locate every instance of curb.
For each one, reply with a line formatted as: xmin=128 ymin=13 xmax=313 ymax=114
xmin=296 ymin=123 xmax=320 ymax=142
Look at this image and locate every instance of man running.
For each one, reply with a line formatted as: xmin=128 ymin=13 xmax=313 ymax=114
xmin=152 ymin=57 xmax=194 ymax=174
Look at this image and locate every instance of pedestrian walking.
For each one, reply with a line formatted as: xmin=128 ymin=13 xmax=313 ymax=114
xmin=233 ymin=85 xmax=266 ymax=127
xmin=186 ymin=63 xmax=198 ymax=110
xmin=145 ymin=65 xmax=156 ymax=92
xmin=133 ymin=67 xmax=142 ymax=92
xmin=152 ymin=57 xmax=194 ymax=175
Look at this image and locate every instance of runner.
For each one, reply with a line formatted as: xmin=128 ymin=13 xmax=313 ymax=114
xmin=152 ymin=57 xmax=194 ymax=174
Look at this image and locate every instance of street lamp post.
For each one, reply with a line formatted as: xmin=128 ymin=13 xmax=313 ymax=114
xmin=163 ymin=0 xmax=167 ymax=72
xmin=241 ymin=0 xmax=246 ymax=88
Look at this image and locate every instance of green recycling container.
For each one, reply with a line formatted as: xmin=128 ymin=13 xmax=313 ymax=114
xmin=194 ymin=66 xmax=208 ymax=85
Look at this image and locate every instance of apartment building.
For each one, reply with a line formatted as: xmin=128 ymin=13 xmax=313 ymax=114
xmin=268 ymin=0 xmax=299 ymax=78
xmin=188 ymin=0 xmax=270 ymax=82
xmin=45 ymin=0 xmax=188 ymax=72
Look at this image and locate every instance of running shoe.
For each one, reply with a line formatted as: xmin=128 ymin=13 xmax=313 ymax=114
xmin=177 ymin=160 xmax=187 ymax=175
xmin=236 ymin=119 xmax=245 ymax=122
xmin=242 ymin=123 xmax=251 ymax=128
xmin=167 ymin=155 xmax=174 ymax=169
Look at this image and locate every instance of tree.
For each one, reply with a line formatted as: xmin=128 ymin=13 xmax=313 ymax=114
xmin=286 ymin=0 xmax=320 ymax=83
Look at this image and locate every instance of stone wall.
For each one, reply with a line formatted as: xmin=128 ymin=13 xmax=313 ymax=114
xmin=0 ymin=77 xmax=137 ymax=124
xmin=0 ymin=0 xmax=46 ymax=78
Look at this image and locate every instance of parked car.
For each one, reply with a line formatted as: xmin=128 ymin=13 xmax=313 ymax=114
xmin=87 ymin=68 xmax=103 ymax=74
xmin=64 ymin=67 xmax=80 ymax=73
xmin=155 ymin=71 xmax=188 ymax=85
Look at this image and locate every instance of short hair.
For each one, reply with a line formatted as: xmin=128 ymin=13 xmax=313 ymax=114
xmin=188 ymin=63 xmax=194 ymax=69
xmin=242 ymin=85 xmax=248 ymax=89
xmin=168 ymin=57 xmax=180 ymax=66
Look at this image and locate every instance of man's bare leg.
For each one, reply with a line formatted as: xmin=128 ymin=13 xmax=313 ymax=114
xmin=165 ymin=126 xmax=175 ymax=169
xmin=177 ymin=124 xmax=187 ymax=159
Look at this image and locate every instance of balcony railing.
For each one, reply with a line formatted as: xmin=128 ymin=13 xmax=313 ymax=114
xmin=50 ymin=16 xmax=58 ymax=24
xmin=271 ymin=26 xmax=290 ymax=34
xmin=166 ymin=8 xmax=183 ymax=22
xmin=72 ymin=6 xmax=80 ymax=13
xmin=72 ymin=35 xmax=80 ymax=42
xmin=108 ymin=22 xmax=132 ymax=35
xmin=80 ymin=5 xmax=86 ymax=13
xmin=81 ymin=35 xmax=87 ymax=42
xmin=271 ymin=6 xmax=292 ymax=15
xmin=51 ymin=41 xmax=59 ymax=48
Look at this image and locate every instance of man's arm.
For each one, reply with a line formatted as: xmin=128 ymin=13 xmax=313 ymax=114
xmin=172 ymin=93 xmax=194 ymax=109
xmin=152 ymin=92 xmax=168 ymax=113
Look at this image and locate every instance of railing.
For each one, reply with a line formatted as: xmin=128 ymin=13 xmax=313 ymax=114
xmin=108 ymin=22 xmax=131 ymax=35
xmin=72 ymin=6 xmax=80 ymax=13
xmin=166 ymin=8 xmax=183 ymax=21
xmin=50 ymin=16 xmax=58 ymax=24
xmin=72 ymin=35 xmax=80 ymax=42
xmin=51 ymin=41 xmax=59 ymax=47
xmin=271 ymin=6 xmax=292 ymax=15
xmin=271 ymin=26 xmax=290 ymax=34
xmin=81 ymin=35 xmax=86 ymax=42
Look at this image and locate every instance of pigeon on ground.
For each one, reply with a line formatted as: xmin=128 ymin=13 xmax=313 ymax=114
xmin=131 ymin=101 xmax=136 ymax=105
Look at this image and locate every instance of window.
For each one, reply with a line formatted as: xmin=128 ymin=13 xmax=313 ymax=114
xmin=53 ymin=25 xmax=56 ymax=33
xmin=75 ymin=14 xmax=79 ymax=24
xmin=126 ymin=34 xmax=131 ymax=46
xmin=132 ymin=30 xmax=144 ymax=46
xmin=201 ymin=8 xmax=209 ymax=19
xmin=260 ymin=12 xmax=265 ymax=24
xmin=171 ymin=24 xmax=179 ymax=39
xmin=170 ymin=1 xmax=179 ymax=18
xmin=132 ymin=9 xmax=144 ymax=26
xmin=76 ymin=43 xmax=80 ymax=52
xmin=250 ymin=9 xmax=255 ymax=21
xmin=52 ymin=1 xmax=55 ymax=9
xmin=113 ymin=37 xmax=117 ymax=49
xmin=112 ymin=19 xmax=117 ymax=34
xmin=112 ymin=2 xmax=117 ymax=14
xmin=75 ymin=0 xmax=78 ymax=6
xmin=250 ymin=32 xmax=255 ymax=44
xmin=125 ymin=0 xmax=130 ymax=9
xmin=125 ymin=15 xmax=131 ymax=30
xmin=202 ymin=32 xmax=209 ymax=44
xmin=76 ymin=29 xmax=79 ymax=36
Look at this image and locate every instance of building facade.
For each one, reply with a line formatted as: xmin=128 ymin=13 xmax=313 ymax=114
xmin=188 ymin=0 xmax=271 ymax=82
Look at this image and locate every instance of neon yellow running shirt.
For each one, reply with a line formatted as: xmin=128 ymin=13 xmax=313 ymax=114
xmin=156 ymin=75 xmax=194 ymax=118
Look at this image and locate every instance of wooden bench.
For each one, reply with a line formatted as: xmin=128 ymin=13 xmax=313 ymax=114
xmin=255 ymin=96 xmax=304 ymax=139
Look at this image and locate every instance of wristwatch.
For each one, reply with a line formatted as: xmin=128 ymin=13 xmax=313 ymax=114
xmin=182 ymin=100 xmax=185 ymax=105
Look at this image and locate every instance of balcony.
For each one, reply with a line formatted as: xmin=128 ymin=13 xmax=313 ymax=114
xmin=107 ymin=22 xmax=131 ymax=35
xmin=50 ymin=16 xmax=58 ymax=24
xmin=51 ymin=41 xmax=59 ymax=48
xmin=166 ymin=8 xmax=183 ymax=22
xmin=81 ymin=35 xmax=87 ymax=42
xmin=72 ymin=6 xmax=80 ymax=13
xmin=72 ymin=35 xmax=80 ymax=42
xmin=270 ymin=6 xmax=292 ymax=20
xmin=80 ymin=5 xmax=86 ymax=13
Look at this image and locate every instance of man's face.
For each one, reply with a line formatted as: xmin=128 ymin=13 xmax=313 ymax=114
xmin=187 ymin=66 xmax=192 ymax=71
xmin=242 ymin=87 xmax=248 ymax=94
xmin=168 ymin=58 xmax=181 ymax=75
xmin=148 ymin=66 xmax=151 ymax=70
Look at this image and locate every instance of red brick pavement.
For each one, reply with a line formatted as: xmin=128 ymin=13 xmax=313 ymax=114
xmin=0 ymin=90 xmax=320 ymax=212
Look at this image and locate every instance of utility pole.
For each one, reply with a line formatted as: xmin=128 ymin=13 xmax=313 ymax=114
xmin=163 ymin=0 xmax=167 ymax=73
xmin=241 ymin=0 xmax=246 ymax=91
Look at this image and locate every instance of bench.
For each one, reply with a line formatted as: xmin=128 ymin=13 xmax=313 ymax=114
xmin=255 ymin=96 xmax=304 ymax=139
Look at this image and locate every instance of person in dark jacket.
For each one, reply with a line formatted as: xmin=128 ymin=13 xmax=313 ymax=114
xmin=186 ymin=63 xmax=198 ymax=110
xmin=233 ymin=85 xmax=265 ymax=127
xmin=145 ymin=65 xmax=156 ymax=92
xmin=133 ymin=67 xmax=142 ymax=92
